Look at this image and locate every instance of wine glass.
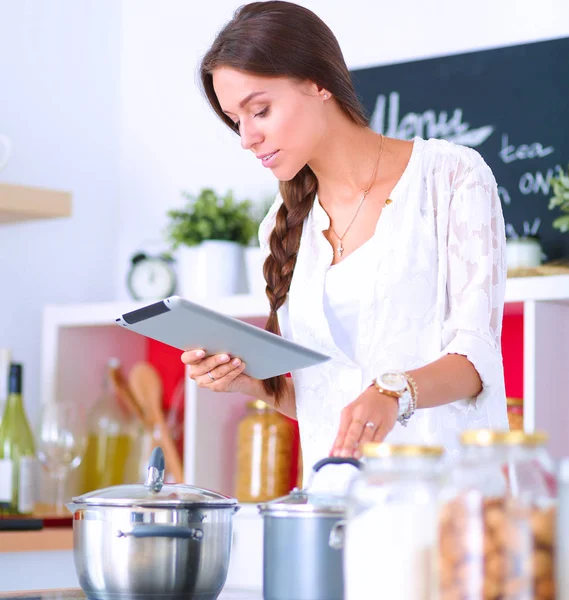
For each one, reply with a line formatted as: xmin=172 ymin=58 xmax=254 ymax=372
xmin=36 ymin=401 xmax=87 ymax=515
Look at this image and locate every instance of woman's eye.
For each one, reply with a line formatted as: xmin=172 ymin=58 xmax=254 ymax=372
xmin=254 ymin=107 xmax=269 ymax=118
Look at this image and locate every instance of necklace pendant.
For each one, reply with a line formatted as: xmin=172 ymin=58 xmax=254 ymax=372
xmin=337 ymin=244 xmax=344 ymax=257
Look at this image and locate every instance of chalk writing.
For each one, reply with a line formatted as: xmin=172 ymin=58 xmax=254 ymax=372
xmin=370 ymin=92 xmax=494 ymax=146
xmin=499 ymin=134 xmax=555 ymax=164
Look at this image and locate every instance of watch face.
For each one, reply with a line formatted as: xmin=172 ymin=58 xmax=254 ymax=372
xmin=127 ymin=257 xmax=176 ymax=301
xmin=379 ymin=372 xmax=407 ymax=392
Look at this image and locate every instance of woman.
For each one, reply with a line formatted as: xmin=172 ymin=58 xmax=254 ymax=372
xmin=182 ymin=1 xmax=509 ymax=480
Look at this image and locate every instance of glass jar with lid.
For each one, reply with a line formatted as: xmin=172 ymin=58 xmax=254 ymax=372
xmin=438 ymin=430 xmax=556 ymax=600
xmin=344 ymin=443 xmax=444 ymax=600
xmin=507 ymin=397 xmax=524 ymax=430
xmin=234 ymin=399 xmax=293 ymax=503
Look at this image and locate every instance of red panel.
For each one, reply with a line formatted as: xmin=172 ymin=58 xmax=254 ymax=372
xmin=147 ymin=340 xmax=186 ymax=458
xmin=502 ymin=312 xmax=524 ymax=399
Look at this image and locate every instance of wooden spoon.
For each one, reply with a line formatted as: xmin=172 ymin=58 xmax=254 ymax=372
xmin=128 ymin=362 xmax=184 ymax=483
xmin=108 ymin=362 xmax=145 ymax=422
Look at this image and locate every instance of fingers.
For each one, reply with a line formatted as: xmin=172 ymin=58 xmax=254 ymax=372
xmin=182 ymin=350 xmax=231 ymax=377
xmin=195 ymin=361 xmax=246 ymax=392
xmin=181 ymin=349 xmax=206 ymax=365
xmin=372 ymin=421 xmax=391 ymax=444
xmin=330 ymin=408 xmax=352 ymax=457
xmin=354 ymin=421 xmax=378 ymax=459
xmin=332 ymin=404 xmax=369 ymax=458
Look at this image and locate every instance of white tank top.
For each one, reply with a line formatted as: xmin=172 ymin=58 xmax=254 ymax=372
xmin=323 ymin=239 xmax=376 ymax=363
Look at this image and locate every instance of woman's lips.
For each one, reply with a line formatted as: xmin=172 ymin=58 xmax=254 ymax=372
xmin=260 ymin=150 xmax=279 ymax=167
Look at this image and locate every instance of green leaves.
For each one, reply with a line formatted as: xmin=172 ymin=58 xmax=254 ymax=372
xmin=549 ymin=165 xmax=569 ymax=232
xmin=165 ymin=188 xmax=257 ymax=248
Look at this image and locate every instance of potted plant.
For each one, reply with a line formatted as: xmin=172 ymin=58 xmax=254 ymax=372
xmin=549 ymin=164 xmax=569 ymax=233
xmin=166 ymin=188 xmax=257 ymax=299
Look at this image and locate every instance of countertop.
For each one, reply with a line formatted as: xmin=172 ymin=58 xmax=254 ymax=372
xmin=0 ymin=589 xmax=262 ymax=600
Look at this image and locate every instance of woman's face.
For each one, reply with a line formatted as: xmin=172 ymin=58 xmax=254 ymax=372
xmin=212 ymin=67 xmax=328 ymax=181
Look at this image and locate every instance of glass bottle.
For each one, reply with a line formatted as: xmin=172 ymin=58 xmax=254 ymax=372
xmin=82 ymin=358 xmax=138 ymax=492
xmin=344 ymin=443 xmax=444 ymax=600
xmin=235 ymin=399 xmax=294 ymax=502
xmin=438 ymin=429 xmax=556 ymax=599
xmin=0 ymin=363 xmax=37 ymax=515
xmin=0 ymin=348 xmax=11 ymax=418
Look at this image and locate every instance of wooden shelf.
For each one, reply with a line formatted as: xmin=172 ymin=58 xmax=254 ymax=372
xmin=0 ymin=183 xmax=72 ymax=224
xmin=0 ymin=527 xmax=73 ymax=553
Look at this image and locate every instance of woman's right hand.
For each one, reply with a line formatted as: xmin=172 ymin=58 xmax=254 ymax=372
xmin=181 ymin=349 xmax=254 ymax=395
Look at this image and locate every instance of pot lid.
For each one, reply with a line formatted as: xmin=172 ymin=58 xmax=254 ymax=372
xmin=72 ymin=447 xmax=237 ymax=508
xmin=258 ymin=488 xmax=347 ymax=516
xmin=258 ymin=457 xmax=362 ymax=516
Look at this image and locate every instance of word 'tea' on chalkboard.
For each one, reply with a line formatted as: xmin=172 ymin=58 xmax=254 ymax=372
xmin=351 ymin=36 xmax=569 ymax=260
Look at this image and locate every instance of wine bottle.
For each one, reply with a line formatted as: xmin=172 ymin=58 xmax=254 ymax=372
xmin=0 ymin=363 xmax=36 ymax=514
xmin=0 ymin=348 xmax=11 ymax=418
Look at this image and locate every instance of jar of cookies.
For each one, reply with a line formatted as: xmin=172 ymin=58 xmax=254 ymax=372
xmin=344 ymin=443 xmax=444 ymax=600
xmin=234 ymin=399 xmax=293 ymax=503
xmin=438 ymin=430 xmax=556 ymax=600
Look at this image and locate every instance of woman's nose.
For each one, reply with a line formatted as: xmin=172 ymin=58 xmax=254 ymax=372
xmin=240 ymin=121 xmax=263 ymax=150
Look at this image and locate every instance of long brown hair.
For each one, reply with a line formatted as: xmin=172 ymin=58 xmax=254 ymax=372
xmin=200 ymin=1 xmax=368 ymax=403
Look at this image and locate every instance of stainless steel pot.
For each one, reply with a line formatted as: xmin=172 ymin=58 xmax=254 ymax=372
xmin=258 ymin=457 xmax=361 ymax=600
xmin=67 ymin=447 xmax=240 ymax=600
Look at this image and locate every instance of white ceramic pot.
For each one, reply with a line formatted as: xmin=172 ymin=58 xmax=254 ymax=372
xmin=245 ymin=246 xmax=267 ymax=297
xmin=506 ymin=237 xmax=543 ymax=270
xmin=176 ymin=240 xmax=247 ymax=300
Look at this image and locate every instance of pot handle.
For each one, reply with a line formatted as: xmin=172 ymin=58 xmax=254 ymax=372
xmin=312 ymin=457 xmax=362 ymax=473
xmin=329 ymin=519 xmax=346 ymax=550
xmin=117 ymin=525 xmax=204 ymax=540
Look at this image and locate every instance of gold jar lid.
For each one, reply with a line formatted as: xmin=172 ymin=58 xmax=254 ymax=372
xmin=460 ymin=429 xmax=547 ymax=446
xmin=247 ymin=399 xmax=272 ymax=410
xmin=506 ymin=397 xmax=524 ymax=407
xmin=361 ymin=443 xmax=444 ymax=458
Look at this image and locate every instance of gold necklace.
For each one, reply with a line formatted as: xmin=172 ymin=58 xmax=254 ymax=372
xmin=329 ymin=134 xmax=384 ymax=259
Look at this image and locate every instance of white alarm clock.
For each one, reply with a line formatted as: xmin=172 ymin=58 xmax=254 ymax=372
xmin=126 ymin=252 xmax=177 ymax=301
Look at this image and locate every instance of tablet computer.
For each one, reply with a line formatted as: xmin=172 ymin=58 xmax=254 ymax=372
xmin=115 ymin=296 xmax=331 ymax=380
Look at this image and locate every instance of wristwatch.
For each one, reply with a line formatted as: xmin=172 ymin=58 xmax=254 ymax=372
xmin=373 ymin=372 xmax=416 ymax=426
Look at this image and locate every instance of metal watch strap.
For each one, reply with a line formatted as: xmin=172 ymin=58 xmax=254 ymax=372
xmin=372 ymin=378 xmax=414 ymax=427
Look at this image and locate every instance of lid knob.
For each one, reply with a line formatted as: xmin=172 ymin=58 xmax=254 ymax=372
xmin=145 ymin=447 xmax=165 ymax=492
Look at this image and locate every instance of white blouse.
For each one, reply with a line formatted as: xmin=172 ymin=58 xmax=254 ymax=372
xmin=259 ymin=136 xmax=509 ymax=482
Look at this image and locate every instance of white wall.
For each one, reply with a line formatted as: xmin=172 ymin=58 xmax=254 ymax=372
xmin=1 ymin=0 xmax=568 ymax=423
xmin=0 ymin=0 xmax=121 ymax=425
xmin=115 ymin=0 xmax=569 ymax=299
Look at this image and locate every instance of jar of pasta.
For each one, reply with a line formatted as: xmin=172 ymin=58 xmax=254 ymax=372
xmin=438 ymin=430 xmax=556 ymax=600
xmin=234 ymin=399 xmax=293 ymax=503
xmin=507 ymin=397 xmax=524 ymax=430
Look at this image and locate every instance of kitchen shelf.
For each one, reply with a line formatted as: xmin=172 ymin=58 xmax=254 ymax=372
xmin=505 ymin=274 xmax=569 ymax=303
xmin=38 ymin=280 xmax=569 ymax=591
xmin=0 ymin=528 xmax=73 ymax=553
xmin=0 ymin=183 xmax=72 ymax=224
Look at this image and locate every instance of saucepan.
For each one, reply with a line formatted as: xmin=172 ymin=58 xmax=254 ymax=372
xmin=258 ymin=456 xmax=362 ymax=600
xmin=66 ymin=447 xmax=240 ymax=600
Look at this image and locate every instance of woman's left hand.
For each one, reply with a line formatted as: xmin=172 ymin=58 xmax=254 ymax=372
xmin=330 ymin=385 xmax=398 ymax=459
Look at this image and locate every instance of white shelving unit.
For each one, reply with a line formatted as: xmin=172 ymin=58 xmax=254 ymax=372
xmin=40 ymin=276 xmax=569 ymax=486
xmin=39 ymin=275 xmax=569 ymax=590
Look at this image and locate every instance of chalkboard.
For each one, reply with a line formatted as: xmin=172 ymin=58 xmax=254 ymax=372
xmin=351 ymin=37 xmax=569 ymax=260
